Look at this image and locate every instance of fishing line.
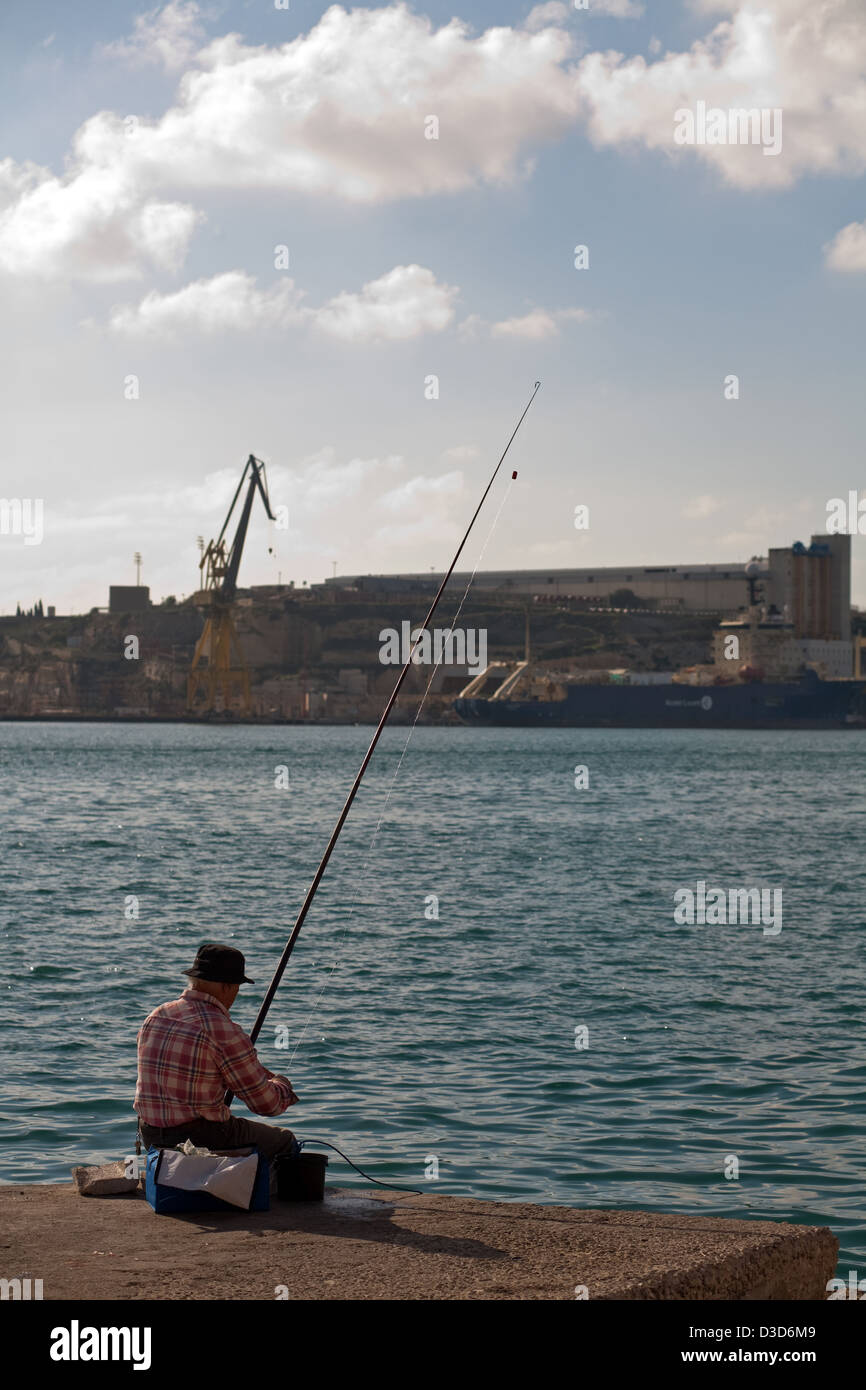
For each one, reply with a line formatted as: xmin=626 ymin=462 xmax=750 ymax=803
xmin=281 ymin=476 xmax=520 ymax=1200
xmin=286 ymin=470 xmax=517 ymax=1067
xmin=224 ymin=380 xmax=540 ymax=1107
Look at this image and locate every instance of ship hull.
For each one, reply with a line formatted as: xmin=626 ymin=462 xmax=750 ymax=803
xmin=454 ymin=678 xmax=866 ymax=729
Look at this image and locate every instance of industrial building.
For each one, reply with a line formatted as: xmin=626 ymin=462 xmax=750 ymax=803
xmin=321 ymin=563 xmax=752 ymax=610
xmin=108 ymin=585 xmax=151 ymax=614
xmin=710 ymin=535 xmax=854 ymax=680
xmin=764 ymin=535 xmax=850 ymax=642
xmin=323 ymin=534 xmax=853 ymax=629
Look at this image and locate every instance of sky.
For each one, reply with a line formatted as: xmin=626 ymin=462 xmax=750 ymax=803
xmin=1 ymin=0 xmax=865 ymax=613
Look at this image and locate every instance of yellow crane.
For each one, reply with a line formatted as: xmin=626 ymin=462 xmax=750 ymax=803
xmin=187 ymin=454 xmax=276 ymax=714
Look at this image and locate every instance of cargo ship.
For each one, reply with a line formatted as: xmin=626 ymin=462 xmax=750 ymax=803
xmin=454 ymin=564 xmax=866 ymax=730
xmin=454 ymin=668 xmax=865 ymax=729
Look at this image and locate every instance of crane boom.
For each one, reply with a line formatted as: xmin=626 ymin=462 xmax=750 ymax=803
xmin=220 ymin=456 xmax=275 ymax=600
xmin=187 ymin=453 xmax=277 ymax=715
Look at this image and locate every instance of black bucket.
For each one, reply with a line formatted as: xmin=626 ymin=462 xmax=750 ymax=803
xmin=276 ymin=1151 xmax=328 ymax=1201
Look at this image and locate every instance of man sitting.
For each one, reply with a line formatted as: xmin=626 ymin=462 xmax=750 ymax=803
xmin=135 ymin=942 xmax=299 ymax=1165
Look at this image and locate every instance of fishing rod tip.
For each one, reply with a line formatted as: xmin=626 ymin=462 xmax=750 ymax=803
xmin=534 ymin=380 xmax=541 ymax=389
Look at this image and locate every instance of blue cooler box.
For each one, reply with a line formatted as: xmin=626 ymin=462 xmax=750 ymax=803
xmin=145 ymin=1146 xmax=270 ymax=1214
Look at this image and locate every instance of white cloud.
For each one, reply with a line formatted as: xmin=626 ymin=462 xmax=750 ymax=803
xmin=574 ymin=0 xmax=866 ymax=189
xmin=492 ymin=310 xmax=558 ymax=341
xmin=279 ymin=448 xmax=404 ymax=517
xmin=5 ymin=0 xmax=864 ymax=285
xmin=40 ymin=468 xmax=247 ymax=556
xmin=440 ymin=445 xmax=480 ymax=464
xmin=69 ymin=449 xmax=404 ymax=536
xmin=100 ymin=2 xmax=209 ymax=72
xmin=374 ymin=470 xmax=466 ymax=547
xmin=108 ymin=270 xmax=303 ymax=334
xmin=490 ymin=306 xmax=589 ymax=339
xmin=682 ymin=494 xmax=723 ymax=519
xmin=108 ymin=263 xmax=457 ymax=340
xmin=590 ymin=0 xmax=645 ymax=16
xmin=140 ymin=5 xmax=576 ymax=201
xmin=0 ymin=6 xmax=583 ymax=281
xmin=378 ymin=470 xmax=464 ymax=514
xmin=211 ymin=451 xmax=462 ymax=559
xmin=524 ymin=3 xmax=570 ymax=32
xmin=456 ymin=313 xmax=485 ymax=342
xmin=0 ymin=158 xmax=44 ymax=208
xmin=0 ymin=158 xmax=201 ymax=281
xmin=313 ymin=265 xmax=458 ymax=343
xmin=824 ymin=218 xmax=866 ymax=272
xmin=525 ymin=0 xmax=642 ymax=22
xmin=718 ymin=499 xmax=816 ymax=551
xmin=90 ymin=468 xmax=241 ymax=519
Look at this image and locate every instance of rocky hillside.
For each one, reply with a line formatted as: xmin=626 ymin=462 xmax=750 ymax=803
xmin=0 ymin=593 xmax=719 ymax=721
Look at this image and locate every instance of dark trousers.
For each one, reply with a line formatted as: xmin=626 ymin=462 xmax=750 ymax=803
xmin=139 ymin=1115 xmax=300 ymax=1163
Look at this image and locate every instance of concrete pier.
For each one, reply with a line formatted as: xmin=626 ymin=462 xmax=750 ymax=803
xmin=0 ymin=1184 xmax=837 ymax=1300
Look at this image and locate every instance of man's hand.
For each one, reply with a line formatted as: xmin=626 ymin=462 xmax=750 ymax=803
xmin=272 ymin=1074 xmax=299 ymax=1106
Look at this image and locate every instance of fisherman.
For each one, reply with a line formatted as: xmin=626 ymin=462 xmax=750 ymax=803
xmin=135 ymin=942 xmax=300 ymax=1163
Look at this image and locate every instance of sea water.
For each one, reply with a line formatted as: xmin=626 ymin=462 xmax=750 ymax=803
xmin=1 ymin=721 xmax=863 ymax=1274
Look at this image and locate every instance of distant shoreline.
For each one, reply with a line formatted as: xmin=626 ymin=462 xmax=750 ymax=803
xmin=0 ymin=713 xmax=425 ymax=727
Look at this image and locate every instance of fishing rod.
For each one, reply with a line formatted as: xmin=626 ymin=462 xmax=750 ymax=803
xmin=225 ymin=380 xmax=541 ymax=1103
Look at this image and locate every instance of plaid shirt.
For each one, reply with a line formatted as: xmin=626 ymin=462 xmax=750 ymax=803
xmin=134 ymin=988 xmax=293 ymax=1127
